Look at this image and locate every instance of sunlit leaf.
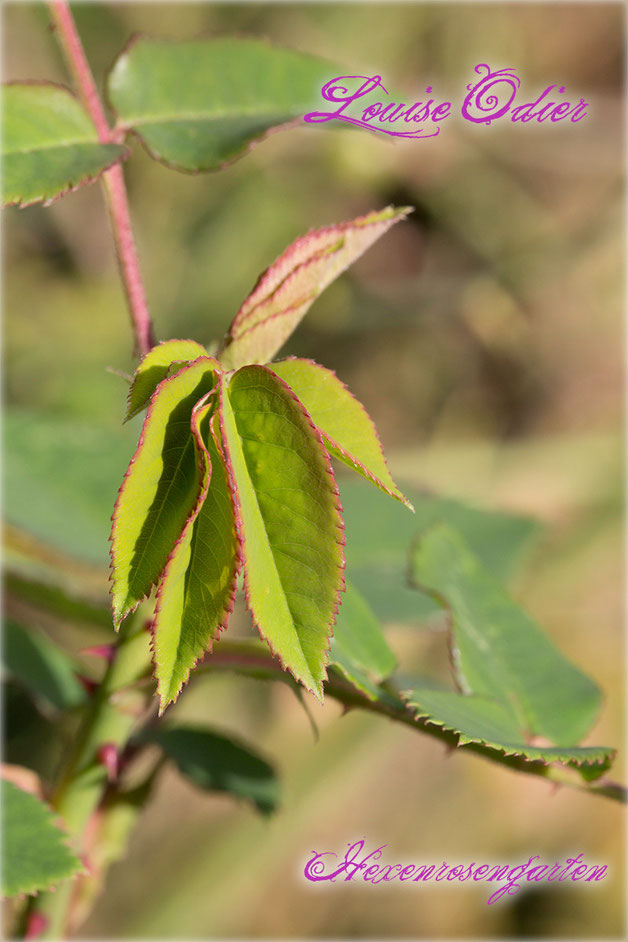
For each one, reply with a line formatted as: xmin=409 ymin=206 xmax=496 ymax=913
xmin=110 ymin=357 xmax=219 ymax=626
xmin=219 ymin=366 xmax=344 ymax=697
xmin=271 ymin=358 xmax=412 ymax=509
xmin=153 ymin=400 xmax=240 ymax=711
xmin=144 ymin=725 xmax=279 ymax=815
xmin=108 ymin=37 xmax=332 ymax=172
xmin=1 ymin=779 xmax=82 ymax=898
xmin=2 ymin=83 xmax=126 ymax=207
xmin=125 ymin=339 xmax=208 ymax=421
xmin=329 ymin=580 xmax=396 ymax=700
xmin=219 ymin=207 xmax=411 ymax=370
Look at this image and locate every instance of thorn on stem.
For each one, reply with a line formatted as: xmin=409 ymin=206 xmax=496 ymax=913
xmin=97 ymin=743 xmax=120 ymax=783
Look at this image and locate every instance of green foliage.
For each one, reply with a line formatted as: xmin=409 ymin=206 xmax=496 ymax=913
xmin=125 ymin=339 xmax=208 ymax=422
xmin=4 ymin=620 xmax=87 ymax=712
xmin=329 ymin=580 xmax=397 ymax=699
xmin=107 ymin=37 xmax=331 ymax=172
xmin=1 ymin=83 xmax=126 ymax=207
xmin=1 ymin=779 xmax=82 ymax=898
xmin=143 ymin=726 xmax=279 ymax=815
xmin=403 ymin=524 xmax=613 ymax=774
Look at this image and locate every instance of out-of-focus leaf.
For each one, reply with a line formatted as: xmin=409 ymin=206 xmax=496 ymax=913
xmin=329 ymin=580 xmax=396 ymax=700
xmin=219 ymin=207 xmax=411 ymax=370
xmin=340 ymin=478 xmax=541 ymax=624
xmin=5 ymin=572 xmax=111 ymax=629
xmin=144 ymin=726 xmax=279 ymax=815
xmin=1 ymin=778 xmax=82 ymax=898
xmin=2 ymin=83 xmax=126 ymax=207
xmin=219 ymin=366 xmax=344 ymax=698
xmin=271 ymin=358 xmax=413 ymax=510
xmin=125 ymin=339 xmax=208 ymax=422
xmin=3 ymin=620 xmax=86 ymax=711
xmin=107 ymin=37 xmax=332 ymax=172
xmin=110 ymin=358 xmax=218 ymax=626
xmin=404 ymin=688 xmax=615 ymax=776
xmin=411 ymin=524 xmax=602 ymax=745
xmin=153 ymin=404 xmax=239 ymax=712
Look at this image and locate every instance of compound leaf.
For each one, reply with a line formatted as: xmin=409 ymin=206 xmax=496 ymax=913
xmin=143 ymin=725 xmax=279 ymax=815
xmin=125 ymin=339 xmax=208 ymax=421
xmin=220 ymin=207 xmax=411 ymax=370
xmin=107 ymin=37 xmax=331 ymax=172
xmin=271 ymin=358 xmax=413 ymax=510
xmin=329 ymin=580 xmax=396 ymax=700
xmin=2 ymin=83 xmax=126 ymax=207
xmin=1 ymin=778 xmax=82 ymax=898
xmin=153 ymin=401 xmax=240 ymax=711
xmin=218 ymin=365 xmax=344 ymax=698
xmin=110 ymin=357 xmax=219 ymax=626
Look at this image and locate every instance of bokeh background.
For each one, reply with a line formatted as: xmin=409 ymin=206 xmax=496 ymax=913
xmin=3 ymin=2 xmax=625 ymax=938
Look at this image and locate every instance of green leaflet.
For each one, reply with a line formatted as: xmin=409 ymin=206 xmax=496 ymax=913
xmin=125 ymin=339 xmax=208 ymax=421
xmin=110 ymin=357 xmax=219 ymax=626
xmin=153 ymin=401 xmax=239 ymax=711
xmin=218 ymin=365 xmax=344 ymax=698
xmin=1 ymin=779 xmax=82 ymax=898
xmin=143 ymin=726 xmax=279 ymax=815
xmin=271 ymin=358 xmax=413 ymax=510
xmin=411 ymin=524 xmax=602 ymax=745
xmin=4 ymin=620 xmax=87 ymax=712
xmin=405 ymin=689 xmax=615 ymax=775
xmin=2 ymin=83 xmax=126 ymax=207
xmin=107 ymin=37 xmax=332 ymax=172
xmin=219 ymin=207 xmax=411 ymax=370
xmin=329 ymin=580 xmax=396 ymax=701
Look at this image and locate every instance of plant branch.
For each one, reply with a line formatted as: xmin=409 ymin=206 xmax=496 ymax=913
xmin=48 ymin=0 xmax=156 ymax=357
xmin=199 ymin=640 xmax=627 ymax=805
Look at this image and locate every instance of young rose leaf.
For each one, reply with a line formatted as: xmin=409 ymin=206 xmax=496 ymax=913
xmin=142 ymin=726 xmax=279 ymax=815
xmin=1 ymin=778 xmax=82 ymax=898
xmin=110 ymin=357 xmax=219 ymax=627
xmin=107 ymin=37 xmax=332 ymax=173
xmin=329 ymin=580 xmax=396 ymax=701
xmin=125 ymin=339 xmax=208 ymax=422
xmin=218 ymin=365 xmax=344 ymax=698
xmin=219 ymin=207 xmax=412 ymax=370
xmin=153 ymin=401 xmax=239 ymax=712
xmin=2 ymin=84 xmax=126 ymax=207
xmin=403 ymin=689 xmax=615 ymax=777
xmin=411 ymin=524 xmax=603 ymax=745
xmin=271 ymin=358 xmax=413 ymax=510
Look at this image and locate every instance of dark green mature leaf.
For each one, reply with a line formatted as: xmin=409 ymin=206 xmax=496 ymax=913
xmin=219 ymin=207 xmax=411 ymax=370
xmin=411 ymin=524 xmax=602 ymax=745
xmin=271 ymin=358 xmax=413 ymax=509
xmin=2 ymin=83 xmax=126 ymax=207
xmin=108 ymin=36 xmax=331 ymax=172
xmin=153 ymin=401 xmax=239 ymax=712
xmin=3 ymin=620 xmax=86 ymax=712
xmin=330 ymin=580 xmax=396 ymax=700
xmin=1 ymin=779 xmax=82 ymax=898
xmin=219 ymin=366 xmax=344 ymax=698
xmin=144 ymin=725 xmax=279 ymax=815
xmin=405 ymin=689 xmax=615 ymax=775
xmin=125 ymin=339 xmax=208 ymax=422
xmin=340 ymin=478 xmax=541 ymax=624
xmin=110 ymin=357 xmax=219 ymax=626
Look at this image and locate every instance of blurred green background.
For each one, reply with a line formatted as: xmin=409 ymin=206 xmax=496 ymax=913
xmin=3 ymin=2 xmax=625 ymax=938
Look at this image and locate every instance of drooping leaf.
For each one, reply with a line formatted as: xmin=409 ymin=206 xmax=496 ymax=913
xmin=125 ymin=339 xmax=208 ymax=422
xmin=153 ymin=400 xmax=240 ymax=711
xmin=107 ymin=36 xmax=332 ymax=172
xmin=340 ymin=477 xmax=541 ymax=624
xmin=144 ymin=726 xmax=279 ymax=815
xmin=1 ymin=778 xmax=82 ymax=898
xmin=3 ymin=620 xmax=87 ymax=712
xmin=218 ymin=365 xmax=344 ymax=698
xmin=329 ymin=580 xmax=396 ymax=700
xmin=271 ymin=358 xmax=412 ymax=509
xmin=110 ymin=357 xmax=219 ymax=626
xmin=404 ymin=689 xmax=615 ymax=776
xmin=2 ymin=83 xmax=126 ymax=207
xmin=411 ymin=524 xmax=602 ymax=745
xmin=219 ymin=207 xmax=411 ymax=370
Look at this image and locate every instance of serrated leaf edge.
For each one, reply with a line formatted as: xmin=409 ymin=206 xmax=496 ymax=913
xmin=124 ymin=338 xmax=208 ymax=422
